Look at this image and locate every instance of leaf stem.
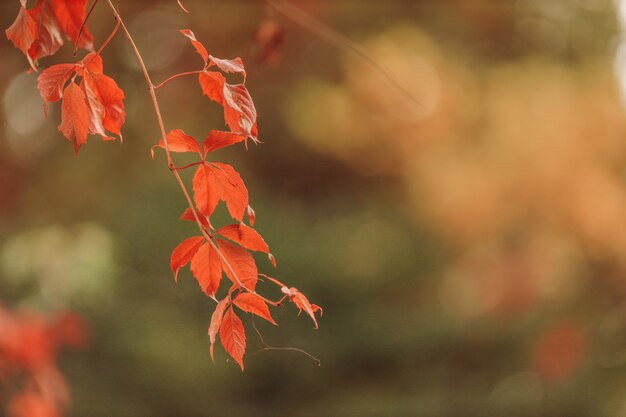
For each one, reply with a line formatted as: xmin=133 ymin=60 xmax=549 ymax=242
xmin=171 ymin=160 xmax=204 ymax=171
xmin=104 ymin=0 xmax=208 ymax=239
xmin=154 ymin=70 xmax=204 ymax=89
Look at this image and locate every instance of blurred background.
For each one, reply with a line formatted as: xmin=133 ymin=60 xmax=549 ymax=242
xmin=2 ymin=0 xmax=626 ymax=415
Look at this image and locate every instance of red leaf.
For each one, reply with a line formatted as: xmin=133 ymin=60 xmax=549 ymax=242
xmin=37 ymin=63 xmax=76 ymax=115
xmin=233 ymin=293 xmax=276 ymax=325
xmin=209 ymin=56 xmax=246 ymax=79
xmin=281 ymin=287 xmax=321 ymax=329
xmin=217 ymin=238 xmax=258 ymax=292
xmin=180 ymin=29 xmax=208 ymax=65
xmin=152 ymin=129 xmax=202 ymax=158
xmin=170 ymin=236 xmax=204 ymax=282
xmin=6 ymin=6 xmax=37 ymax=68
xmin=217 ymin=223 xmax=269 ymax=253
xmin=27 ymin=0 xmax=64 ymax=64
xmin=49 ymin=0 xmax=94 ymax=51
xmin=58 ymin=82 xmax=89 ymax=154
xmin=219 ymin=307 xmax=246 ymax=370
xmin=208 ymin=297 xmax=229 ymax=362
xmin=192 ymin=162 xmax=248 ymax=221
xmin=84 ymin=73 xmax=125 ymax=135
xmin=7 ymin=0 xmax=94 ymax=68
xmin=80 ymin=77 xmax=112 ymax=140
xmin=198 ymin=71 xmax=226 ymax=105
xmin=78 ymin=52 xmax=102 ymax=74
xmin=190 ymin=242 xmax=223 ymax=297
xmin=179 ymin=207 xmax=210 ymax=228
xmin=203 ymin=130 xmax=245 ymax=155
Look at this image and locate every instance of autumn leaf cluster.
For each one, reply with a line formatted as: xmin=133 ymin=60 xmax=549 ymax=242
xmin=5 ymin=0 xmax=320 ymax=374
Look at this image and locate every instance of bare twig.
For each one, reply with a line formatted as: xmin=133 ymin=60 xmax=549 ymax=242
xmin=248 ymin=320 xmax=321 ymax=366
xmin=265 ymin=0 xmax=420 ymax=107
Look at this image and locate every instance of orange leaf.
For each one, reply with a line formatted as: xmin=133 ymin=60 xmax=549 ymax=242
xmin=49 ymin=0 xmax=94 ymax=51
xmin=180 ymin=29 xmax=208 ymax=65
xmin=5 ymin=6 xmax=37 ymax=69
xmin=85 ymin=73 xmax=125 ymax=135
xmin=217 ymin=223 xmax=269 ymax=253
xmin=170 ymin=236 xmax=203 ymax=282
xmin=152 ymin=129 xmax=202 ymax=158
xmin=58 ymin=82 xmax=89 ymax=154
xmin=192 ymin=162 xmax=248 ymax=221
xmin=27 ymin=0 xmax=64 ymax=64
xmin=37 ymin=63 xmax=76 ymax=115
xmin=219 ymin=307 xmax=246 ymax=370
xmin=190 ymin=242 xmax=223 ymax=297
xmin=223 ymin=83 xmax=258 ymax=142
xmin=281 ymin=287 xmax=321 ymax=329
xmin=202 ymin=130 xmax=245 ymax=155
xmin=208 ymin=297 xmax=229 ymax=362
xmin=233 ymin=293 xmax=276 ymax=325
xmin=217 ymin=238 xmax=257 ymax=292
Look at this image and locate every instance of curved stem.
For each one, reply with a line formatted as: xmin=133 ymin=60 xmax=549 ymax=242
xmin=171 ymin=160 xmax=204 ymax=171
xmin=154 ymin=70 xmax=203 ymax=89
xmin=74 ymin=0 xmax=99 ymax=56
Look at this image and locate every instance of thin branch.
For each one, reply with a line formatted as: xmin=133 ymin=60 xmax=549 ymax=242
xmin=96 ymin=18 xmax=121 ymax=56
xmin=154 ymin=70 xmax=204 ymax=90
xmin=248 ymin=321 xmax=320 ymax=366
xmin=104 ymin=0 xmax=281 ymax=306
xmin=265 ymin=0 xmax=421 ymax=107
xmin=104 ymin=0 xmax=209 ymax=242
xmin=74 ymin=0 xmax=99 ymax=56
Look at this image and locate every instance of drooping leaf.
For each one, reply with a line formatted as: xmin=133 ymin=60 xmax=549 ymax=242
xmin=233 ymin=293 xmax=276 ymax=325
xmin=152 ymin=129 xmax=202 ymax=158
xmin=6 ymin=6 xmax=37 ymax=68
xmin=180 ymin=29 xmax=208 ymax=65
xmin=76 ymin=54 xmax=124 ymax=141
xmin=219 ymin=307 xmax=246 ymax=370
xmin=84 ymin=73 xmax=125 ymax=135
xmin=203 ymin=130 xmax=245 ymax=155
xmin=6 ymin=0 xmax=94 ymax=68
xmin=222 ymin=83 xmax=258 ymax=142
xmin=217 ymin=223 xmax=269 ymax=253
xmin=170 ymin=236 xmax=204 ymax=282
xmin=27 ymin=0 xmax=64 ymax=63
xmin=49 ymin=0 xmax=93 ymax=50
xmin=80 ymin=77 xmax=112 ymax=140
xmin=217 ymin=238 xmax=257 ymax=291
xmin=281 ymin=287 xmax=321 ymax=329
xmin=58 ymin=82 xmax=89 ymax=154
xmin=192 ymin=162 xmax=248 ymax=221
xmin=209 ymin=56 xmax=246 ymax=79
xmin=190 ymin=242 xmax=223 ymax=297
xmin=37 ymin=63 xmax=76 ymax=115
xmin=208 ymin=297 xmax=229 ymax=362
